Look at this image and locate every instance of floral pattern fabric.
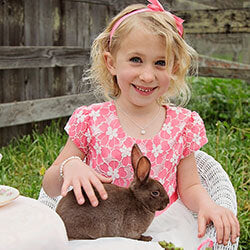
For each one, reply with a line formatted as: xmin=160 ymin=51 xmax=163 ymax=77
xmin=65 ymin=101 xmax=208 ymax=211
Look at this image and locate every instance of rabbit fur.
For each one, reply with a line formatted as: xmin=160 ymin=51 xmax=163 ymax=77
xmin=56 ymin=144 xmax=169 ymax=241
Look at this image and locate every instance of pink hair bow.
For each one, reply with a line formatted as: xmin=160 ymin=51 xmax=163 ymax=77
xmin=147 ymin=0 xmax=164 ymax=12
xmin=172 ymin=15 xmax=184 ymax=37
xmin=148 ymin=0 xmax=184 ymax=37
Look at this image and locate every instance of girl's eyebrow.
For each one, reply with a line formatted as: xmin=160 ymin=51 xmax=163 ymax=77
xmin=127 ymin=51 xmax=143 ymax=56
xmin=127 ymin=51 xmax=165 ymax=59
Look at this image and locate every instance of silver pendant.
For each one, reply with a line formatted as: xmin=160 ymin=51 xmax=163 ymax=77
xmin=141 ymin=129 xmax=146 ymax=135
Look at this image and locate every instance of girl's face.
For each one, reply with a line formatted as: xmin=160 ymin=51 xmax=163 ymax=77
xmin=105 ymin=26 xmax=171 ymax=108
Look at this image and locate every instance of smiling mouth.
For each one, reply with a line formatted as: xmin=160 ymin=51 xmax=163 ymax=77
xmin=132 ymin=84 xmax=157 ymax=93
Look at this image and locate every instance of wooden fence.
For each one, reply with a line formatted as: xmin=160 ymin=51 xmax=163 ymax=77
xmin=0 ymin=0 xmax=250 ymax=146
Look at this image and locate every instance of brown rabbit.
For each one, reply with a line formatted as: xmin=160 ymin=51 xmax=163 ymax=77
xmin=56 ymin=143 xmax=169 ymax=241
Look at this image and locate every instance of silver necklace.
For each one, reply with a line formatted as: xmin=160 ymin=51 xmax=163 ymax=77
xmin=116 ymin=103 xmax=161 ymax=135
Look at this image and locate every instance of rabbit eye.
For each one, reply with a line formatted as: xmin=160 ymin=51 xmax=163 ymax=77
xmin=151 ymin=191 xmax=160 ymax=197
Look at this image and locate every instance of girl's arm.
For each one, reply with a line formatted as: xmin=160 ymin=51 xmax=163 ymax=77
xmin=42 ymin=137 xmax=112 ymax=207
xmin=177 ymin=153 xmax=240 ymax=245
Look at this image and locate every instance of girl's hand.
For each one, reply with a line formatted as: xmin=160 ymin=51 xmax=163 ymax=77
xmin=198 ymin=202 xmax=240 ymax=245
xmin=61 ymin=158 xmax=112 ymax=207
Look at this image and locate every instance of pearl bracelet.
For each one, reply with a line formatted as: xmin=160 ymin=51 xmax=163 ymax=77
xmin=59 ymin=156 xmax=82 ymax=178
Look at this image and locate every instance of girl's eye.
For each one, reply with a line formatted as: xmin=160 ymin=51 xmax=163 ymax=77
xmin=155 ymin=60 xmax=166 ymax=66
xmin=130 ymin=57 xmax=142 ymax=63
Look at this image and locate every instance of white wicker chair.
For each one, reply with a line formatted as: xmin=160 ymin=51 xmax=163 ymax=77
xmin=38 ymin=150 xmax=238 ymax=249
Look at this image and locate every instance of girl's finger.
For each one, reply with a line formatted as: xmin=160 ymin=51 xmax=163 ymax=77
xmin=221 ymin=215 xmax=230 ymax=245
xmin=90 ymin=176 xmax=108 ymax=200
xmin=197 ymin=214 xmax=207 ymax=238
xmin=229 ymin=214 xmax=240 ymax=244
xmin=213 ymin=216 xmax=224 ymax=244
xmin=72 ymin=180 xmax=85 ymax=205
xmin=233 ymin=214 xmax=240 ymax=238
xmin=61 ymin=179 xmax=71 ymax=197
xmin=96 ymin=172 xmax=112 ymax=183
xmin=80 ymin=178 xmax=99 ymax=207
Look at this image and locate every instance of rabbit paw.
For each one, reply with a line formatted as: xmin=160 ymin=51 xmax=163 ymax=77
xmin=139 ymin=235 xmax=152 ymax=241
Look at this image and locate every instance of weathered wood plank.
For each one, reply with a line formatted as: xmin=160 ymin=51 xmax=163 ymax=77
xmin=187 ymin=33 xmax=250 ymax=64
xmin=0 ymin=0 xmax=25 ymax=104
xmin=198 ymin=55 xmax=250 ymax=81
xmin=64 ymin=0 xmax=78 ymax=46
xmin=38 ymin=0 xmax=54 ymax=45
xmin=63 ymin=0 xmax=145 ymax=8
xmin=24 ymin=0 xmax=39 ymax=45
xmin=175 ymin=8 xmax=250 ymax=34
xmin=0 ymin=46 xmax=90 ymax=69
xmin=89 ymin=2 xmax=109 ymax=43
xmin=23 ymin=0 xmax=46 ymax=110
xmin=0 ymin=0 xmax=24 ymax=46
xmin=0 ymin=92 xmax=98 ymax=128
xmin=109 ymin=0 xmax=146 ymax=11
xmin=168 ymin=0 xmax=216 ymax=11
xmin=52 ymin=0 xmax=63 ymax=46
xmin=177 ymin=0 xmax=249 ymax=9
xmin=0 ymin=0 xmax=4 ymax=46
xmin=76 ymin=2 xmax=89 ymax=48
xmin=64 ymin=0 xmax=112 ymax=5
xmin=68 ymin=0 xmax=250 ymax=13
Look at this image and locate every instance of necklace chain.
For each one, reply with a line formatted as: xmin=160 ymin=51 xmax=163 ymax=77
xmin=115 ymin=102 xmax=161 ymax=135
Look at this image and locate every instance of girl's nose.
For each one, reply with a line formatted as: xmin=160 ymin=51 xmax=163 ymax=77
xmin=139 ymin=67 xmax=155 ymax=83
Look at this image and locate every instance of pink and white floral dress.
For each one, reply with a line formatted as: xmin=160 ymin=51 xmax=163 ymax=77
xmin=65 ymin=101 xmax=208 ymax=213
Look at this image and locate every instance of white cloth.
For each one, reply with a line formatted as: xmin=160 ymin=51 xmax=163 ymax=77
xmin=68 ymin=199 xmax=208 ymax=250
xmin=69 ymin=238 xmax=162 ymax=250
xmin=146 ymin=199 xmax=208 ymax=249
xmin=0 ymin=196 xmax=68 ymax=250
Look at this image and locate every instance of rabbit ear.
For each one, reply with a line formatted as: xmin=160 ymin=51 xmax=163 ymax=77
xmin=131 ymin=144 xmax=143 ymax=170
xmin=136 ymin=156 xmax=151 ymax=183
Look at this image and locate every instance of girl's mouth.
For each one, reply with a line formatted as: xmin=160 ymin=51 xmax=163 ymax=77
xmin=132 ymin=84 xmax=157 ymax=95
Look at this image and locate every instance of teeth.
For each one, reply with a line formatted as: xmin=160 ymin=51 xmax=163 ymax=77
xmin=136 ymin=86 xmax=154 ymax=92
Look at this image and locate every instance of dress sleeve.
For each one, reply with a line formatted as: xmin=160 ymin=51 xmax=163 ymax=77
xmin=182 ymin=111 xmax=208 ymax=158
xmin=64 ymin=106 xmax=91 ymax=154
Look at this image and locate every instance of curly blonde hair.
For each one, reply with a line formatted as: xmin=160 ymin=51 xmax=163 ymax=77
xmin=83 ymin=4 xmax=197 ymax=106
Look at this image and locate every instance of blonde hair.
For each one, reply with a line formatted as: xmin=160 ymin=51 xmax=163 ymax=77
xmin=84 ymin=4 xmax=197 ymax=106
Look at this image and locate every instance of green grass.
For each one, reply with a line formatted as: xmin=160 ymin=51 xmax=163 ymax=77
xmin=0 ymin=77 xmax=249 ymax=249
xmin=203 ymin=123 xmax=249 ymax=249
xmin=187 ymin=77 xmax=250 ymax=249
xmin=0 ymin=123 xmax=67 ymax=198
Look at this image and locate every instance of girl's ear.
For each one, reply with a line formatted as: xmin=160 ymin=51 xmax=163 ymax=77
xmin=103 ymin=52 xmax=116 ymax=76
xmin=172 ymin=63 xmax=179 ymax=74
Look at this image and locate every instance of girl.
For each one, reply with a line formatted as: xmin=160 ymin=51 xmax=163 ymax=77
xmin=42 ymin=0 xmax=240 ymax=248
